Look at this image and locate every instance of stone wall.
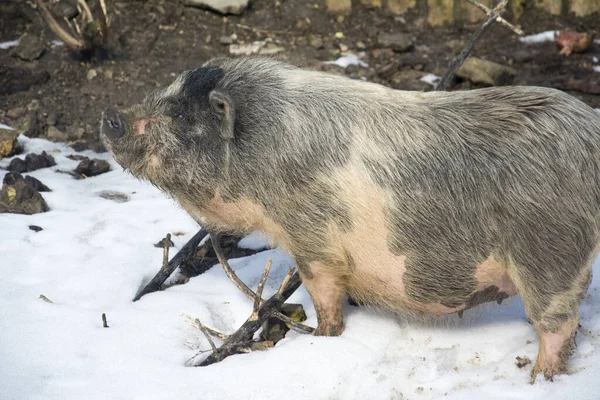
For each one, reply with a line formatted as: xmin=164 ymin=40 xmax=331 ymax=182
xmin=326 ymin=0 xmax=600 ymax=25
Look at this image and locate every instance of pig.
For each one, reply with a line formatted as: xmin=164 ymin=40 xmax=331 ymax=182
xmin=100 ymin=57 xmax=600 ymax=382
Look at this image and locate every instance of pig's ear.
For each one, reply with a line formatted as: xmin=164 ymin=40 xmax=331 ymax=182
xmin=209 ymin=90 xmax=235 ymax=140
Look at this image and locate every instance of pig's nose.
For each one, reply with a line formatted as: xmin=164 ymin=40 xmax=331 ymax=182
xmin=102 ymin=107 xmax=125 ymax=140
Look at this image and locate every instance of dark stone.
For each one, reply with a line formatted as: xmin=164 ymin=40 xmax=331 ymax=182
xmin=11 ymin=33 xmax=45 ymax=61
xmin=24 ymin=175 xmax=51 ymax=192
xmin=97 ymin=190 xmax=129 ymax=203
xmin=23 ymin=110 xmax=46 ymax=138
xmin=27 ymin=151 xmax=56 ymax=171
xmin=9 ymin=151 xmax=56 ymax=173
xmin=0 ymin=172 xmax=49 ymax=215
xmin=66 ymin=154 xmax=89 ymax=161
xmin=74 ymin=158 xmax=110 ymax=177
xmin=377 ymin=33 xmax=413 ymax=52
xmin=52 ymin=0 xmax=79 ymax=19
xmin=29 ymin=225 xmax=43 ymax=232
xmin=8 ymin=158 xmax=27 ymax=173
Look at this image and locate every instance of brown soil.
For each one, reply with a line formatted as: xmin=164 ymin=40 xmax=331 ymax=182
xmin=1 ymin=0 xmax=598 ymax=153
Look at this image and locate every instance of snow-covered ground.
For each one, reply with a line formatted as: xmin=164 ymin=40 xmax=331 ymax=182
xmin=1 ymin=136 xmax=600 ymax=400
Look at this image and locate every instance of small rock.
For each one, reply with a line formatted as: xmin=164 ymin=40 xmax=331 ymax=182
xmin=0 ymin=128 xmax=21 ymax=159
xmin=183 ymin=0 xmax=249 ymax=15
xmin=52 ymin=0 xmax=79 ymax=19
xmin=456 ymin=57 xmax=517 ymax=86
xmin=45 ymin=112 xmax=59 ymax=126
xmin=154 ymin=236 xmax=175 ymax=248
xmin=229 ymin=41 xmax=265 ymax=56
xmin=46 ymin=126 xmax=67 ymax=142
xmin=377 ymin=33 xmax=413 ymax=52
xmin=104 ymin=69 xmax=113 ymax=80
xmin=87 ymin=69 xmax=98 ymax=81
xmin=8 ymin=158 xmax=27 ymax=173
xmin=326 ymin=0 xmax=351 ymax=14
xmin=334 ymin=32 xmax=345 ymax=39
xmin=66 ymin=154 xmax=88 ymax=161
xmin=360 ymin=0 xmax=382 ymax=7
xmin=258 ymin=43 xmax=285 ymax=55
xmin=74 ymin=158 xmax=110 ymax=178
xmin=219 ymin=35 xmax=233 ymax=45
xmin=97 ymin=190 xmax=130 ymax=203
xmin=307 ymin=34 xmax=324 ymax=50
xmin=24 ymin=175 xmax=51 ymax=192
xmin=66 ymin=125 xmax=85 ymax=141
xmin=29 ymin=225 xmax=43 ymax=232
xmin=515 ymin=356 xmax=531 ymax=369
xmin=7 ymin=107 xmax=26 ymax=119
xmin=371 ymin=48 xmax=395 ymax=58
xmin=9 ymin=151 xmax=56 ymax=173
xmin=0 ymin=172 xmax=49 ymax=215
xmin=11 ymin=33 xmax=45 ymax=61
xmin=339 ymin=43 xmax=349 ymax=52
xmin=27 ymin=151 xmax=56 ymax=171
xmin=356 ymin=41 xmax=366 ymax=50
xmin=21 ymin=110 xmax=46 ymax=138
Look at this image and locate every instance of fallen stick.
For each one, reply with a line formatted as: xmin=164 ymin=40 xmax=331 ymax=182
xmin=197 ymin=269 xmax=304 ymax=366
xmin=133 ymin=228 xmax=209 ymax=301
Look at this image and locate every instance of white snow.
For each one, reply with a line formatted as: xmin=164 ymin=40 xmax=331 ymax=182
xmin=51 ymin=40 xmax=65 ymax=47
xmin=420 ymin=73 xmax=441 ymax=87
xmin=2 ymin=136 xmax=600 ymax=399
xmin=325 ymin=54 xmax=368 ymax=68
xmin=593 ymin=57 xmax=599 ymax=64
xmin=519 ymin=31 xmax=558 ymax=44
xmin=0 ymin=123 xmax=15 ymax=130
xmin=593 ymin=66 xmax=600 ymax=73
xmin=0 ymin=39 xmax=19 ymax=49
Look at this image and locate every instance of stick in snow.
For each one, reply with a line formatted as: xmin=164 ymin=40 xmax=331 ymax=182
xmin=133 ymin=228 xmax=209 ymax=301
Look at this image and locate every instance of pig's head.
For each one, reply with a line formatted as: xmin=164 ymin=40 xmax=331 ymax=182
xmin=100 ymin=66 xmax=236 ymax=200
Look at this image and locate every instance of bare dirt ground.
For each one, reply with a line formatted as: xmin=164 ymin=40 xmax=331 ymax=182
xmin=1 ymin=0 xmax=599 ymax=152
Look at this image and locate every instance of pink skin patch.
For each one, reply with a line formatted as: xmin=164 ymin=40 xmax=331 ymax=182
xmin=133 ymin=119 xmax=149 ymax=136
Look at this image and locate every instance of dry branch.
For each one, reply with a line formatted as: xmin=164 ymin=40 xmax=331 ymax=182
xmin=210 ymin=233 xmax=314 ymax=334
xmin=36 ymin=0 xmax=85 ymax=50
xmin=35 ymin=0 xmax=110 ymax=52
xmin=196 ymin=270 xmax=304 ymax=366
xmin=436 ymin=0 xmax=522 ymax=91
xmin=133 ymin=228 xmax=209 ymax=301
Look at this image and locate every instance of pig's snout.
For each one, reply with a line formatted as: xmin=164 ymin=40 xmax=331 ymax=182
xmin=102 ymin=107 xmax=125 ymax=141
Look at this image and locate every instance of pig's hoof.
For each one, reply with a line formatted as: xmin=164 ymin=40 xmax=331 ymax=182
xmin=314 ymin=322 xmax=344 ymax=336
xmin=529 ymin=363 xmax=565 ymax=384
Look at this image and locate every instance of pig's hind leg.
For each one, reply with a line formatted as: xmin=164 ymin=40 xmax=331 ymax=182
xmin=297 ymin=259 xmax=349 ymax=336
xmin=506 ymin=219 xmax=595 ymax=383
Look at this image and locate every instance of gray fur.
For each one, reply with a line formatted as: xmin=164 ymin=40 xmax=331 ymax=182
xmin=101 ymin=57 xmax=600 ymax=380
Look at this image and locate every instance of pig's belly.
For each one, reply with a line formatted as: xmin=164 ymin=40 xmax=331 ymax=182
xmin=344 ymin=249 xmax=518 ymax=315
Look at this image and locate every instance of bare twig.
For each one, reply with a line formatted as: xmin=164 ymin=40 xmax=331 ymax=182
xmin=197 ymin=271 xmax=304 ymax=366
xmin=76 ymin=0 xmax=93 ymax=23
xmin=211 ymin=233 xmax=256 ymax=301
xmin=102 ymin=313 xmax=109 ymax=328
xmin=277 ymin=267 xmax=294 ymax=295
xmin=133 ymin=228 xmax=209 ymax=301
xmin=466 ymin=0 xmax=524 ymax=35
xmin=437 ymin=0 xmax=519 ymax=90
xmin=183 ymin=313 xmax=229 ymax=340
xmin=35 ymin=0 xmax=85 ymax=50
xmin=273 ymin=311 xmax=315 ymax=334
xmin=162 ymin=233 xmax=171 ymax=268
xmin=39 ymin=294 xmax=53 ymax=303
xmin=196 ymin=318 xmax=218 ymax=353
xmin=95 ymin=0 xmax=109 ymax=41
xmin=251 ymin=258 xmax=273 ymax=319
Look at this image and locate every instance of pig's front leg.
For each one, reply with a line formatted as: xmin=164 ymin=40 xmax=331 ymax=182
xmin=298 ymin=260 xmax=347 ymax=336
